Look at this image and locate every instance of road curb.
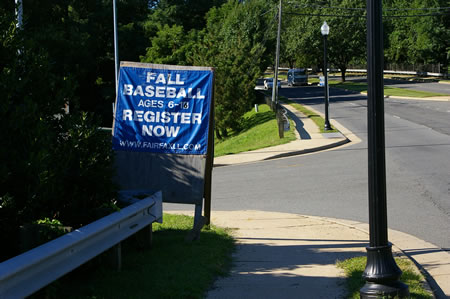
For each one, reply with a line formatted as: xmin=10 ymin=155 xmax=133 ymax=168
xmin=263 ymin=137 xmax=350 ymax=161
xmin=384 ymin=95 xmax=450 ymax=101
xmin=317 ymin=216 xmax=450 ymax=299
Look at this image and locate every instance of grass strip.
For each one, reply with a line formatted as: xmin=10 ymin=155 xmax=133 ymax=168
xmin=214 ymin=104 xmax=296 ymax=157
xmin=337 ymin=256 xmax=433 ymax=299
xmin=37 ymin=214 xmax=235 ymax=299
xmin=281 ymin=97 xmax=338 ymax=133
xmin=328 ymin=80 xmax=447 ymax=98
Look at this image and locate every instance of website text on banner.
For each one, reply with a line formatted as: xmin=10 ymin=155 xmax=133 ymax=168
xmin=112 ymin=64 xmax=213 ymax=155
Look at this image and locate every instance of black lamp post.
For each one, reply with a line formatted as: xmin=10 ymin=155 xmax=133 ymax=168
xmin=360 ymin=0 xmax=409 ymax=297
xmin=321 ymin=21 xmax=332 ymax=131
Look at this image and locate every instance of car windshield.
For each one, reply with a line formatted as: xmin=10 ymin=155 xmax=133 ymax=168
xmin=293 ymin=70 xmax=306 ymax=76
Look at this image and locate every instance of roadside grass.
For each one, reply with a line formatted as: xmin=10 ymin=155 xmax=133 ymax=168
xmin=337 ymin=256 xmax=433 ymax=299
xmin=214 ymin=104 xmax=296 ymax=157
xmin=313 ymin=79 xmax=446 ymax=98
xmin=281 ymin=97 xmax=338 ymax=133
xmin=38 ymin=214 xmax=235 ymax=299
xmin=309 ymin=76 xmax=448 ymax=97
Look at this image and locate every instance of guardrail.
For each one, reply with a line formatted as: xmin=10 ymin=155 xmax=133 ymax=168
xmin=0 ymin=191 xmax=162 ymax=299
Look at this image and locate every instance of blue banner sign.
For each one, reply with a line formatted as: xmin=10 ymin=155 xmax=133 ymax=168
xmin=112 ymin=63 xmax=213 ymax=155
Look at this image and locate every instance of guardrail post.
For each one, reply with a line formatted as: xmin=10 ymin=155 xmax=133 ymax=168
xmin=276 ymin=103 xmax=284 ymax=139
xmin=108 ymin=243 xmax=122 ymax=271
xmin=136 ymin=224 xmax=153 ymax=249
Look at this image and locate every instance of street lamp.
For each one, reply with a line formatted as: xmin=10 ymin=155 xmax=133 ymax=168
xmin=360 ymin=0 xmax=409 ymax=297
xmin=321 ymin=21 xmax=332 ymax=131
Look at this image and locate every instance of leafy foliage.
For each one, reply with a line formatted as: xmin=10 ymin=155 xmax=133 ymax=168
xmin=0 ymin=7 xmax=117 ymax=261
xmin=192 ymin=0 xmax=275 ymax=137
xmin=282 ymin=0 xmax=366 ymax=81
xmin=384 ymin=0 xmax=449 ymax=71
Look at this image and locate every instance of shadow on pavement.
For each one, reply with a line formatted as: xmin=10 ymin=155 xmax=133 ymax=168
xmin=207 ymin=238 xmax=369 ymax=298
xmin=284 ymin=109 xmax=311 ymax=140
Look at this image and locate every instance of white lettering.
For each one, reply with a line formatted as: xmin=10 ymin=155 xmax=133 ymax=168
xmin=165 ymin=126 xmax=180 ymax=137
xmin=146 ymin=72 xmax=156 ymax=83
xmin=161 ymin=112 xmax=170 ymax=123
xmin=133 ymin=110 xmax=143 ymax=122
xmin=142 ymin=125 xmax=153 ymax=136
xmin=175 ymin=74 xmax=184 ymax=85
xmin=144 ymin=111 xmax=154 ymax=122
xmin=155 ymin=73 xmax=166 ymax=84
xmin=166 ymin=87 xmax=177 ymax=98
xmin=145 ymin=85 xmax=154 ymax=97
xmin=168 ymin=74 xmax=176 ymax=85
xmin=196 ymin=88 xmax=205 ymax=99
xmin=156 ymin=86 xmax=165 ymax=97
xmin=133 ymin=85 xmax=144 ymax=96
xmin=171 ymin=112 xmax=180 ymax=123
xmin=153 ymin=125 xmax=165 ymax=137
xmin=176 ymin=88 xmax=186 ymax=98
xmin=181 ymin=113 xmax=191 ymax=124
xmin=123 ymin=109 xmax=132 ymax=121
xmin=123 ymin=84 xmax=133 ymax=95
xmin=192 ymin=113 xmax=201 ymax=124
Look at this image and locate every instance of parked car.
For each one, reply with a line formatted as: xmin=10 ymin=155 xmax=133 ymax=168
xmin=264 ymin=78 xmax=282 ymax=90
xmin=287 ymin=68 xmax=308 ymax=86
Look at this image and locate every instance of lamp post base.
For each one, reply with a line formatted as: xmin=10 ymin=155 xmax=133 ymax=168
xmin=360 ymin=281 xmax=409 ymax=299
xmin=324 ymin=121 xmax=332 ymax=131
xmin=360 ymin=245 xmax=409 ymax=298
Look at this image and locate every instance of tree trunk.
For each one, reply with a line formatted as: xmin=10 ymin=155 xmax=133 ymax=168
xmin=215 ymin=127 xmax=222 ymax=140
xmin=340 ymin=67 xmax=347 ymax=82
xmin=221 ymin=128 xmax=228 ymax=138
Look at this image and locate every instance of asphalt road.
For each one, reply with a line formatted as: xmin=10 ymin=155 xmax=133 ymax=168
xmin=165 ymin=82 xmax=449 ymax=249
xmin=344 ymin=76 xmax=450 ymax=95
xmin=384 ymin=79 xmax=450 ymax=94
xmin=204 ymin=85 xmax=450 ymax=250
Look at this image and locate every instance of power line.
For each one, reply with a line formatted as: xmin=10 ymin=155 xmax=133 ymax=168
xmin=287 ymin=3 xmax=365 ymax=11
xmin=260 ymin=6 xmax=277 ymax=16
xmin=285 ymin=11 xmax=449 ymax=18
xmin=384 ymin=7 xmax=450 ymax=11
xmin=384 ymin=13 xmax=449 ymax=18
xmin=285 ymin=12 xmax=365 ymax=18
xmin=286 ymin=1 xmax=450 ymax=12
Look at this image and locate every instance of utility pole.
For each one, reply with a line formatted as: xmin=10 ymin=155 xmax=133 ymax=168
xmin=112 ymin=0 xmax=120 ymax=118
xmin=15 ymin=0 xmax=23 ymax=29
xmin=272 ymin=0 xmax=284 ymax=138
xmin=272 ymin=0 xmax=282 ymax=107
xmin=113 ymin=0 xmax=119 ymax=94
xmin=360 ymin=0 xmax=409 ymax=297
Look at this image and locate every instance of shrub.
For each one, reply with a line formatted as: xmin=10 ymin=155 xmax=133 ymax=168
xmin=0 ymin=10 xmax=117 ymax=261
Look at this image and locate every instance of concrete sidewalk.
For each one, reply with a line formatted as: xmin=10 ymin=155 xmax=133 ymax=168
xmin=201 ymin=211 xmax=450 ymax=299
xmin=214 ymin=103 xmax=359 ymax=167
xmin=201 ymin=104 xmax=450 ymax=298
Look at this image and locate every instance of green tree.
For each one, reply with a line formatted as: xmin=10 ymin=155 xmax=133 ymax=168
xmin=7 ymin=0 xmax=151 ymax=126
xmin=0 ymin=6 xmax=117 ymax=261
xmin=384 ymin=0 xmax=449 ymax=72
xmin=141 ymin=24 xmax=199 ymax=65
xmin=192 ymin=0 xmax=275 ymax=138
xmin=281 ymin=0 xmax=366 ymax=81
xmin=140 ymin=0 xmax=227 ymax=66
xmin=326 ymin=0 xmax=366 ymax=81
